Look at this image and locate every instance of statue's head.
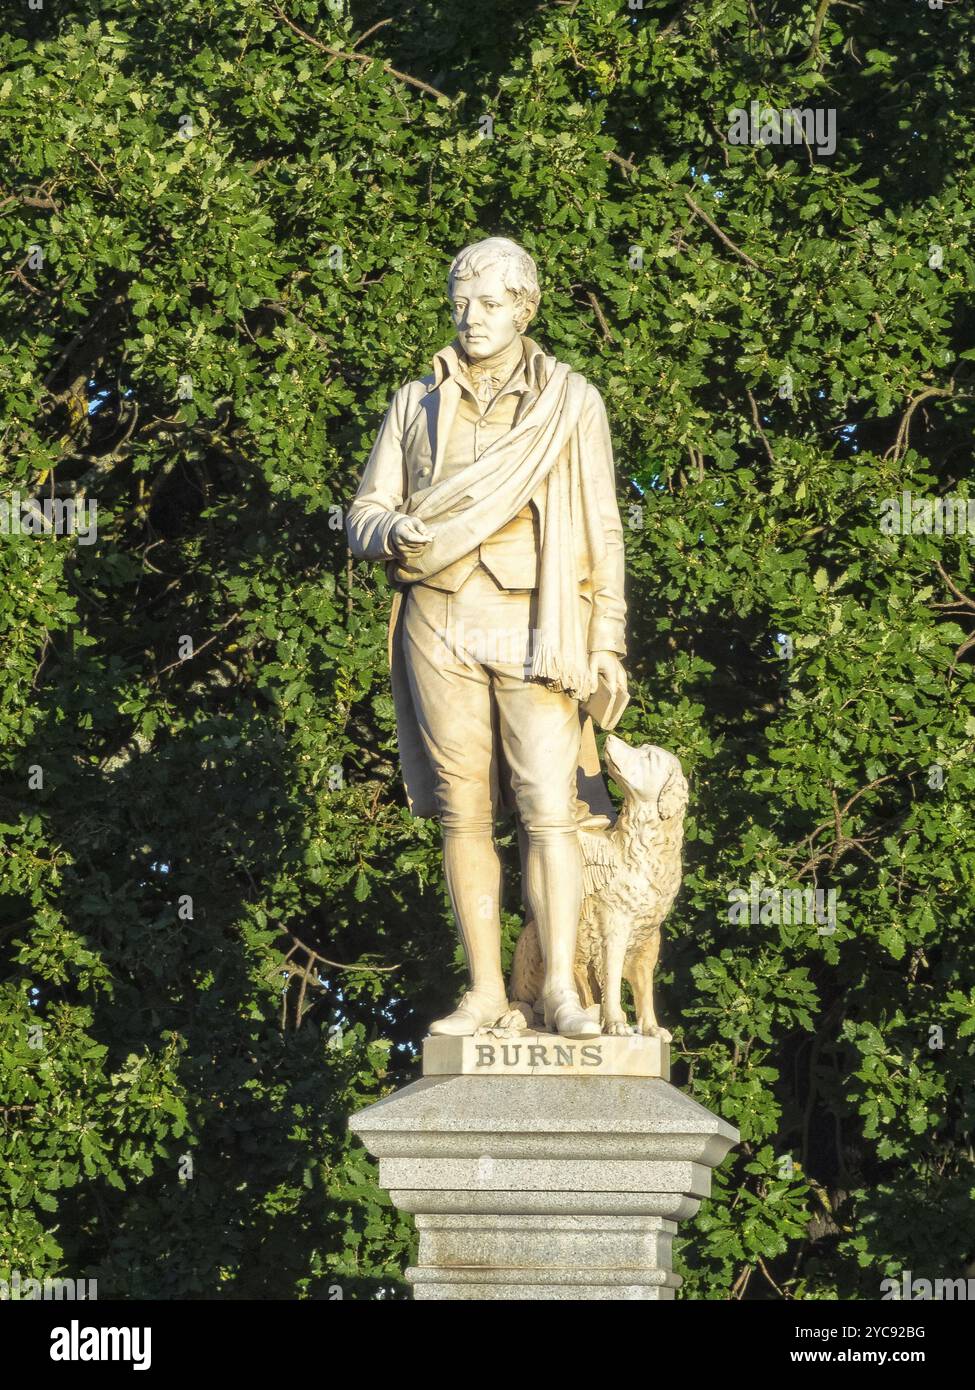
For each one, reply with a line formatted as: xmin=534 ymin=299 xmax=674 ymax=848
xmin=447 ymin=236 xmax=540 ymax=361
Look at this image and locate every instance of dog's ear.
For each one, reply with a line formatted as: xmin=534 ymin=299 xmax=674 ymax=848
xmin=657 ymin=765 xmax=689 ymax=819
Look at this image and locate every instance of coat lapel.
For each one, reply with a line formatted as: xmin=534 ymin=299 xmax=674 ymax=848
xmin=432 ymin=377 xmax=461 ymax=476
xmin=423 ymin=335 xmax=547 ymax=480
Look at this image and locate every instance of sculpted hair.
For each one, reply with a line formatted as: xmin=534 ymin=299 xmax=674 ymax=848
xmin=447 ymin=237 xmax=541 ymax=330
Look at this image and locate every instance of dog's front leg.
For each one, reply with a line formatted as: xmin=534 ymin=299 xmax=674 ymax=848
xmin=600 ymin=930 xmax=631 ymax=1036
xmin=628 ymin=936 xmax=672 ymax=1041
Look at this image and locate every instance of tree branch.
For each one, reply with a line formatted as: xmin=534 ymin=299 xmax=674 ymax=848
xmin=585 ymin=289 xmax=615 ymax=343
xmin=807 ymin=0 xmax=834 ymax=62
xmin=271 ymin=4 xmax=450 ymax=101
xmin=745 ymin=387 xmax=776 ymax=464
xmin=935 ymin=562 xmax=975 ymax=612
xmin=604 ymin=149 xmax=637 ymax=176
xmin=884 ymin=387 xmax=956 ymax=462
xmin=685 ymin=193 xmax=766 ymax=273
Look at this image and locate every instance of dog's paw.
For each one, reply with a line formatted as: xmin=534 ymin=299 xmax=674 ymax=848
xmin=493 ymin=1004 xmax=532 ymax=1033
xmin=602 ymin=1019 xmax=634 ymax=1037
xmin=636 ymin=1019 xmax=672 ymax=1042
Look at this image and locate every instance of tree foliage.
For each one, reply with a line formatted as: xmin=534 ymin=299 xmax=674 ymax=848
xmin=1 ymin=0 xmax=973 ymax=1299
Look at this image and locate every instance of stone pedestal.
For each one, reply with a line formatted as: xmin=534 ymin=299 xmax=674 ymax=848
xmin=349 ymin=1034 xmax=739 ymax=1300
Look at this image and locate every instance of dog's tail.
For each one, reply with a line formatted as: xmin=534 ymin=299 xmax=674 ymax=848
xmin=509 ymin=918 xmax=544 ymax=1014
xmin=509 ymin=917 xmax=598 ymax=1016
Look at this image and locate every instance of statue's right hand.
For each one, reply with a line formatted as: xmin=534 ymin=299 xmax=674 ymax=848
xmin=390 ymin=515 xmax=433 ymax=559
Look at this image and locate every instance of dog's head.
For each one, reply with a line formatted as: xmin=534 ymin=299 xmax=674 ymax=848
xmin=603 ymin=737 xmax=689 ymax=820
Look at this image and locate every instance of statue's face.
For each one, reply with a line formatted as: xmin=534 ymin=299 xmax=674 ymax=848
xmin=449 ymin=266 xmax=522 ymax=360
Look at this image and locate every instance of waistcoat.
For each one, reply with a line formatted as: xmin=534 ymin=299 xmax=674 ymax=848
xmin=419 ymin=380 xmax=539 ymax=593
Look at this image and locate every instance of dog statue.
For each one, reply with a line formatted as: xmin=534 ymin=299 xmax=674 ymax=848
xmin=506 ymin=736 xmax=688 ymax=1039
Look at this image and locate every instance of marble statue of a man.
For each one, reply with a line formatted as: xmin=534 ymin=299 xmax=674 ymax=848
xmin=347 ymin=237 xmax=628 ymax=1040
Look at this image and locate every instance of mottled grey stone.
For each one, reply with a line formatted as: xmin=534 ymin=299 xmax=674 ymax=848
xmin=349 ymin=1073 xmax=738 ymax=1301
xmin=387 ymin=1189 xmax=703 ymax=1218
xmin=414 ymin=1213 xmax=676 ymax=1269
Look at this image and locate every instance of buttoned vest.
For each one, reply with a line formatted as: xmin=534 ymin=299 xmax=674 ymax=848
xmin=419 ymin=384 xmax=539 ymax=593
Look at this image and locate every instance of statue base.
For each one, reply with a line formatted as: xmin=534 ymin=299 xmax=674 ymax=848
xmin=349 ymin=1034 xmax=738 ymax=1300
xmin=423 ymin=1028 xmax=670 ymax=1078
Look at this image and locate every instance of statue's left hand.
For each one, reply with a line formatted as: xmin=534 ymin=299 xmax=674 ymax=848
xmin=588 ymin=650 xmax=628 ymax=701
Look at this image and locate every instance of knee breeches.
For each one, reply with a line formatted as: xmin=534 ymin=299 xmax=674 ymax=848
xmin=401 ymin=568 xmax=582 ymax=835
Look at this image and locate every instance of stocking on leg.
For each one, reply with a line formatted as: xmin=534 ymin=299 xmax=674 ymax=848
xmin=427 ymin=828 xmax=508 ymax=1036
xmin=524 ymin=827 xmax=599 ymax=1039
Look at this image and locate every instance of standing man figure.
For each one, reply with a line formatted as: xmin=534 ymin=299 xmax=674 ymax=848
xmin=347 ymin=237 xmax=628 ymax=1039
